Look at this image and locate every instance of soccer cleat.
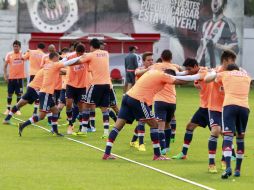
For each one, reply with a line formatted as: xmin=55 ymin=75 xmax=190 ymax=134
xmin=172 ymin=152 xmax=187 ymax=160
xmin=16 ymin=110 xmax=22 ymax=116
xmin=153 ymin=155 xmax=170 ymax=160
xmin=77 ymin=131 xmax=87 ymax=136
xmin=18 ymin=123 xmax=24 ymax=137
xmin=208 ymin=165 xmax=218 ymax=173
xmin=67 ymin=125 xmax=74 ymax=135
xmin=101 ymin=133 xmax=109 ymax=139
xmin=102 ymin=154 xmax=116 ymax=160
xmin=221 ymin=168 xmax=232 ymax=179
xmin=130 ymin=141 xmax=139 ymax=148
xmin=3 ymin=109 xmax=9 ymax=115
xmin=3 ymin=120 xmax=12 ymax=125
xmin=234 ymin=170 xmax=240 ymax=177
xmin=161 ymin=148 xmax=167 ymax=155
xmin=52 ymin=132 xmax=64 ymax=137
xmin=138 ymin=144 xmax=146 ymax=151
xmin=231 ymin=155 xmax=236 ymax=161
xmin=170 ymin=138 xmax=175 ymax=143
xmin=221 ymin=161 xmax=226 ymax=170
xmin=87 ymin=127 xmax=96 ymax=133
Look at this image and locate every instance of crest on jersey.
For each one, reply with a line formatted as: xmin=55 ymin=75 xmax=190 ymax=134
xmin=30 ymin=0 xmax=78 ymax=32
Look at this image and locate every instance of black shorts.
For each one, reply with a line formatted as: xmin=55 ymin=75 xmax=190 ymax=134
xmin=126 ymin=72 xmax=135 ymax=85
xmin=85 ymin=84 xmax=110 ymax=107
xmin=209 ymin=110 xmax=222 ymax=128
xmin=110 ymin=88 xmax=117 ymax=107
xmin=66 ymin=85 xmax=86 ymax=104
xmin=222 ymin=105 xmax=250 ymax=135
xmin=8 ymin=79 xmax=23 ymax=95
xmin=22 ymin=86 xmax=39 ymax=104
xmin=59 ymin=89 xmax=66 ymax=104
xmin=191 ymin=107 xmax=210 ymax=128
xmin=154 ymin=101 xmax=176 ymax=122
xmin=118 ymin=95 xmax=154 ymax=124
xmin=54 ymin=90 xmax=61 ymax=104
xmin=39 ymin=92 xmax=55 ymax=112
xmin=29 ymin=75 xmax=35 ymax=82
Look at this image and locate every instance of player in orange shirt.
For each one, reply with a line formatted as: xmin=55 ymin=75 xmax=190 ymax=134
xmin=40 ymin=44 xmax=56 ymax=67
xmin=22 ymin=43 xmax=45 ymax=82
xmin=205 ymin=50 xmax=237 ymax=173
xmin=129 ymin=52 xmax=154 ymax=151
xmin=172 ymin=58 xmax=212 ymax=160
xmin=205 ymin=64 xmax=251 ymax=179
xmin=3 ymin=69 xmax=44 ymax=124
xmin=102 ymin=69 xmax=186 ymax=160
xmin=18 ymin=52 xmax=81 ymax=137
xmin=3 ymin=40 xmax=25 ymax=116
xmin=80 ymin=38 xmax=111 ymax=138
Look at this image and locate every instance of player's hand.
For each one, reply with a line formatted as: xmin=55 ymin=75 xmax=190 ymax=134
xmin=4 ymin=74 xmax=8 ymax=82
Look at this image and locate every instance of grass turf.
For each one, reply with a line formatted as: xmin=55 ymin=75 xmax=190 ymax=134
xmin=0 ymin=84 xmax=254 ymax=190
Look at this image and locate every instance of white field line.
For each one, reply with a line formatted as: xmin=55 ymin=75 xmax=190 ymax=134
xmin=13 ymin=116 xmax=215 ymax=190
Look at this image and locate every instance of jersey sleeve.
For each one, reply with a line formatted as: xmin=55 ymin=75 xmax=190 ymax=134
xmin=215 ymin=72 xmax=224 ymax=83
xmin=5 ymin=53 xmax=11 ymax=64
xmin=163 ymin=74 xmax=176 ymax=84
xmin=56 ymin=62 xmax=65 ymax=69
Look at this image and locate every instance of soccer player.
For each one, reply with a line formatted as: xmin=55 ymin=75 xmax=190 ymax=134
xmin=130 ymin=52 xmax=154 ymax=151
xmin=102 ymin=69 xmax=185 ymax=160
xmin=3 ymin=40 xmax=25 ymax=116
xmin=18 ymin=52 xmax=81 ymax=136
xmin=205 ymin=64 xmax=251 ymax=179
xmin=64 ymin=44 xmax=87 ymax=135
xmin=3 ymin=68 xmax=44 ymax=124
xmin=40 ymin=44 xmax=56 ymax=67
xmin=196 ymin=0 xmax=239 ymax=68
xmin=124 ymin=46 xmax=139 ymax=93
xmin=172 ymin=58 xmax=212 ymax=161
xmin=22 ymin=43 xmax=45 ymax=82
xmin=80 ymin=38 xmax=111 ymax=138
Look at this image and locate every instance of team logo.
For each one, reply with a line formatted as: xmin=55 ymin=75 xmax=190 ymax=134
xmin=30 ymin=0 xmax=78 ymax=33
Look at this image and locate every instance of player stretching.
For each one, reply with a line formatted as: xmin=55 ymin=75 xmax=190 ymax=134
xmin=3 ymin=40 xmax=25 ymax=116
xmin=18 ymin=52 xmax=81 ymax=136
xmin=205 ymin=64 xmax=251 ymax=179
xmin=102 ymin=69 xmax=185 ymax=160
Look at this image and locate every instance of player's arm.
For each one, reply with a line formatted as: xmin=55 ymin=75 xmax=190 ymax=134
xmin=173 ymin=73 xmax=201 ymax=81
xmin=135 ymin=67 xmax=149 ymax=77
xmin=62 ymin=56 xmax=81 ymax=67
xmin=204 ymin=70 xmax=217 ymax=83
xmin=176 ymin=70 xmax=188 ymax=76
xmin=3 ymin=59 xmax=8 ymax=81
xmin=22 ymin=50 xmax=30 ymax=60
xmin=79 ymin=54 xmax=92 ymax=64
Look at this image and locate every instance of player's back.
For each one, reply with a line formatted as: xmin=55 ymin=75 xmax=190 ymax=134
xmin=28 ymin=49 xmax=45 ymax=75
xmin=219 ymin=71 xmax=251 ymax=108
xmin=127 ymin=70 xmax=175 ymax=105
xmin=88 ymin=49 xmax=110 ymax=85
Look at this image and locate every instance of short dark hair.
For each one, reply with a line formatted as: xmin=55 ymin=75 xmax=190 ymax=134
xmin=221 ymin=50 xmax=237 ymax=62
xmin=61 ymin=47 xmax=69 ymax=54
xmin=164 ymin=69 xmax=176 ymax=76
xmin=13 ymin=40 xmax=21 ymax=47
xmin=183 ymin=58 xmax=199 ymax=68
xmin=142 ymin=52 xmax=153 ymax=61
xmin=37 ymin=43 xmax=45 ymax=49
xmin=90 ymin=38 xmax=100 ymax=49
xmin=75 ymin=44 xmax=85 ymax=53
xmin=161 ymin=50 xmax=172 ymax=62
xmin=226 ymin=63 xmax=239 ymax=71
xmin=49 ymin=52 xmax=59 ymax=60
xmin=156 ymin=58 xmax=162 ymax=63
xmin=129 ymin=46 xmax=137 ymax=52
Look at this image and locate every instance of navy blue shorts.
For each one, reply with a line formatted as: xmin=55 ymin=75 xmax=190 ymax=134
xmin=85 ymin=84 xmax=110 ymax=107
xmin=39 ymin=92 xmax=55 ymax=112
xmin=54 ymin=90 xmax=61 ymax=105
xmin=222 ymin=105 xmax=250 ymax=135
xmin=29 ymin=75 xmax=35 ymax=82
xmin=110 ymin=88 xmax=117 ymax=107
xmin=59 ymin=89 xmax=66 ymax=104
xmin=66 ymin=85 xmax=86 ymax=104
xmin=209 ymin=110 xmax=222 ymax=128
xmin=118 ymin=95 xmax=154 ymax=124
xmin=22 ymin=86 xmax=39 ymax=104
xmin=154 ymin=101 xmax=176 ymax=122
xmin=191 ymin=107 xmax=210 ymax=128
xmin=126 ymin=72 xmax=136 ymax=85
xmin=8 ymin=79 xmax=23 ymax=95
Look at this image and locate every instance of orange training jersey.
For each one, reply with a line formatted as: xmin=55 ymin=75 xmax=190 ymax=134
xmin=55 ymin=74 xmax=62 ymax=90
xmin=195 ymin=67 xmax=212 ymax=108
xmin=127 ymin=70 xmax=176 ymax=105
xmin=135 ymin=66 xmax=146 ymax=81
xmin=208 ymin=66 xmax=225 ymax=112
xmin=40 ymin=62 xmax=64 ymax=94
xmin=151 ymin=62 xmax=179 ymax=104
xmin=23 ymin=49 xmax=45 ymax=75
xmin=28 ymin=68 xmax=44 ymax=91
xmin=66 ymin=52 xmax=88 ymax=88
xmin=216 ymin=70 xmax=251 ymax=109
xmin=82 ymin=49 xmax=111 ymax=85
xmin=5 ymin=51 xmax=25 ymax=79
xmin=40 ymin=54 xmax=50 ymax=67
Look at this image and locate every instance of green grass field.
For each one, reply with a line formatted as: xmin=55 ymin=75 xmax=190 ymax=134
xmin=0 ymin=84 xmax=253 ymax=190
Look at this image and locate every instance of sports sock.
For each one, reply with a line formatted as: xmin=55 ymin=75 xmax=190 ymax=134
xmin=208 ymin=135 xmax=218 ymax=165
xmin=21 ymin=115 xmax=39 ymax=129
xmin=102 ymin=110 xmax=109 ymax=134
xmin=138 ymin=122 xmax=145 ymax=145
xmin=33 ymin=99 xmax=39 ymax=115
xmin=51 ymin=114 xmax=59 ymax=133
xmin=236 ymin=138 xmax=244 ymax=171
xmin=150 ymin=128 xmax=161 ymax=156
xmin=182 ymin=129 xmax=193 ymax=155
xmin=164 ymin=128 xmax=172 ymax=149
xmin=223 ymin=135 xmax=233 ymax=169
xmin=89 ymin=109 xmax=96 ymax=128
xmin=109 ymin=109 xmax=117 ymax=122
xmin=131 ymin=126 xmax=138 ymax=142
xmin=170 ymin=119 xmax=176 ymax=139
xmin=66 ymin=109 xmax=73 ymax=126
xmin=159 ymin=129 xmax=166 ymax=150
xmin=47 ymin=113 xmax=52 ymax=125
xmin=5 ymin=105 xmax=19 ymax=121
xmin=105 ymin=127 xmax=120 ymax=155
